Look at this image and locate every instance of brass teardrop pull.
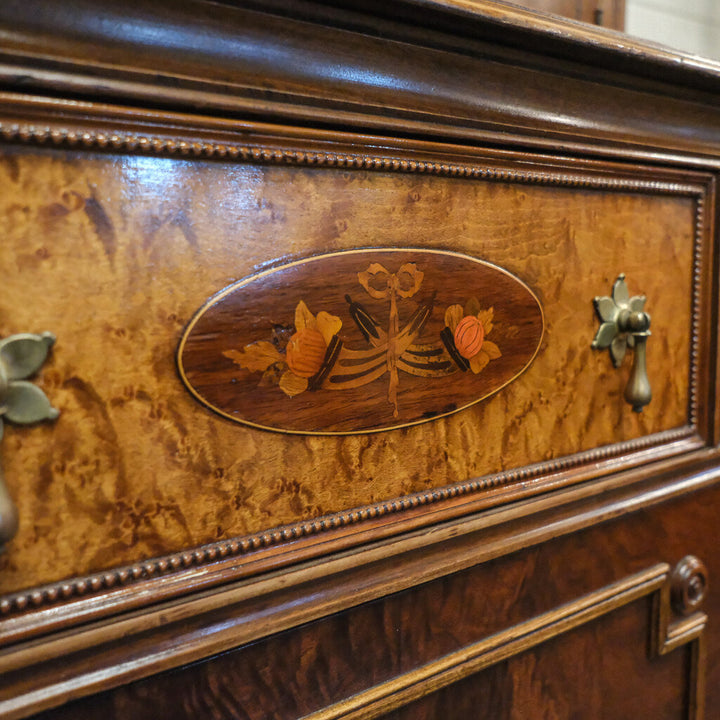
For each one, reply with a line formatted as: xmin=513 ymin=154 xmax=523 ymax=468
xmin=0 ymin=332 xmax=59 ymax=552
xmin=591 ymin=274 xmax=652 ymax=412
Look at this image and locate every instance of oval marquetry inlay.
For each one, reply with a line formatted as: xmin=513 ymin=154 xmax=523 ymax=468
xmin=178 ymin=249 xmax=544 ymax=434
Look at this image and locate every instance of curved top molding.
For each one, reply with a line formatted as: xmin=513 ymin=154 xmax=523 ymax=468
xmin=2 ymin=0 xmax=720 ymax=91
xmin=2 ymin=1 xmax=720 ymax=159
xmin=240 ymin=0 xmax=720 ymax=87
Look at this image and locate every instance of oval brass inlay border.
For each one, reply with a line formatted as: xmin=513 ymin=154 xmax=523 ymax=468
xmin=178 ymin=249 xmax=544 ymax=434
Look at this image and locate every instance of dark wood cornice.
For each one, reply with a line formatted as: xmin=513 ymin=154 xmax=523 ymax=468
xmin=1 ymin=1 xmax=720 ymax=160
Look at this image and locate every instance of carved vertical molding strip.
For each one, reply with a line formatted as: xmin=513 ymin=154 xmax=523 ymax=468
xmin=655 ymin=556 xmax=710 ymax=720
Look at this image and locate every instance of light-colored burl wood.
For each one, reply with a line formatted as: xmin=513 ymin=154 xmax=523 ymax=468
xmin=0 ymin=147 xmax=695 ymax=594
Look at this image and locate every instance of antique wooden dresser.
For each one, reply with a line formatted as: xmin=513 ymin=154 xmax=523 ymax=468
xmin=0 ymin=1 xmax=719 ymax=717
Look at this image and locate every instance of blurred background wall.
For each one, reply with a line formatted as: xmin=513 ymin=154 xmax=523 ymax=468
xmin=626 ymin=0 xmax=720 ymax=61
xmin=511 ymin=0 xmax=720 ymax=62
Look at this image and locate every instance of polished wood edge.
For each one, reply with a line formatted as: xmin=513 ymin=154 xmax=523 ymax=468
xmin=0 ymin=452 xmax=718 ymax=720
xmin=2 ymin=91 xmax=720 ymax=172
xmin=5 ymin=0 xmax=720 ymax=88
xmin=3 ymin=0 xmax=720 ymax=134
xmin=0 ymin=109 xmax=710 ymax=196
xmin=0 ymin=101 xmax=711 ymax=622
xmin=267 ymin=0 xmax=720 ymax=88
xmin=297 ymin=561 xmax=706 ymax=720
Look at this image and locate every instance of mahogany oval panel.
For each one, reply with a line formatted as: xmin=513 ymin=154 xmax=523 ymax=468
xmin=178 ymin=249 xmax=544 ymax=434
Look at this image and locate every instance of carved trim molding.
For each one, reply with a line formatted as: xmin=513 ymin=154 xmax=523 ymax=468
xmin=688 ymin=190 xmax=708 ymax=431
xmin=0 ymin=120 xmax=709 ymax=197
xmin=0 ymin=429 xmax=700 ymax=618
xmin=0 ymin=465 xmax=715 ymax=719
xmin=0 ymin=114 xmax=710 ymax=618
xmin=302 ymin=561 xmax=707 ymax=720
xmin=670 ymin=555 xmax=709 ymax=617
xmin=654 ymin=556 xmax=709 ymax=720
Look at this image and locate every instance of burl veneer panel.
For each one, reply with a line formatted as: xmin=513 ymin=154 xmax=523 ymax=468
xmin=0 ymin=147 xmax=694 ymax=592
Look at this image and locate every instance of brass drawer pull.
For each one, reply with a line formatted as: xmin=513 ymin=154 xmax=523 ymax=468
xmin=0 ymin=332 xmax=59 ymax=551
xmin=592 ymin=274 xmax=652 ymax=412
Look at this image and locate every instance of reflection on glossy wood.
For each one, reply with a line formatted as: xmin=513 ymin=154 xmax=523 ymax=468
xmin=0 ymin=148 xmax=698 ymax=595
xmin=25 ymin=476 xmax=719 ymax=720
xmin=0 ymin=2 xmax=718 ymax=719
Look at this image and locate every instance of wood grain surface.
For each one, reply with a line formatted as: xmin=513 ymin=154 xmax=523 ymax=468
xmin=0 ymin=146 xmax=696 ymax=594
xmin=4 ymin=0 xmax=720 ymax=162
xmin=385 ymin=602 xmax=685 ymax=720
xmin=27 ymin=476 xmax=720 ymax=720
xmin=179 ymin=249 xmax=544 ymax=433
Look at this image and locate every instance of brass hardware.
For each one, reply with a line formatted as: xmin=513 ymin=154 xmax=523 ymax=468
xmin=0 ymin=332 xmax=59 ymax=551
xmin=592 ymin=274 xmax=652 ymax=412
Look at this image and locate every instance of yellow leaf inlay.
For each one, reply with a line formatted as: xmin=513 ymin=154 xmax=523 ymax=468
xmin=469 ymin=351 xmax=490 ymax=374
xmin=294 ymin=300 xmax=316 ymax=331
xmin=279 ymin=371 xmax=308 ymax=397
xmin=223 ymin=342 xmax=282 ymax=373
xmin=477 ymin=307 xmax=494 ymax=335
xmin=316 ymin=311 xmax=342 ymax=345
xmin=444 ymin=304 xmax=464 ymax=333
xmin=482 ymin=340 xmax=502 ymax=360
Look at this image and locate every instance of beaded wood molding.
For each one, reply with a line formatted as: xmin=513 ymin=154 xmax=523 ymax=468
xmin=0 ymin=428 xmax=702 ymax=620
xmin=0 ymin=112 xmax=712 ymax=617
xmin=0 ymin=118 xmax=708 ymax=197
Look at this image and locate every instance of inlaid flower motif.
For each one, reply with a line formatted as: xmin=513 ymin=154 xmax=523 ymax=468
xmin=444 ymin=298 xmax=501 ymax=374
xmin=0 ymin=333 xmax=59 ymax=442
xmin=224 ymin=301 xmax=341 ymax=397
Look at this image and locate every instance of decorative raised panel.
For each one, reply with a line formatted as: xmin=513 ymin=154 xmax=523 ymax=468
xmin=0 ymin=4 xmax=716 ymax=717
xmin=0 ymin=465 xmax=714 ymax=720
xmin=300 ymin=561 xmax=708 ymax=720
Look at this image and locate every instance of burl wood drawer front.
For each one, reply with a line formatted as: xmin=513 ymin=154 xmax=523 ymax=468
xmin=0 ymin=137 xmax=713 ymax=599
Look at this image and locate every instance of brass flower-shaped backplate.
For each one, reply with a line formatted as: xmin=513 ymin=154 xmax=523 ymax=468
xmin=592 ymin=274 xmax=649 ymax=367
xmin=0 ymin=332 xmax=59 ymax=441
